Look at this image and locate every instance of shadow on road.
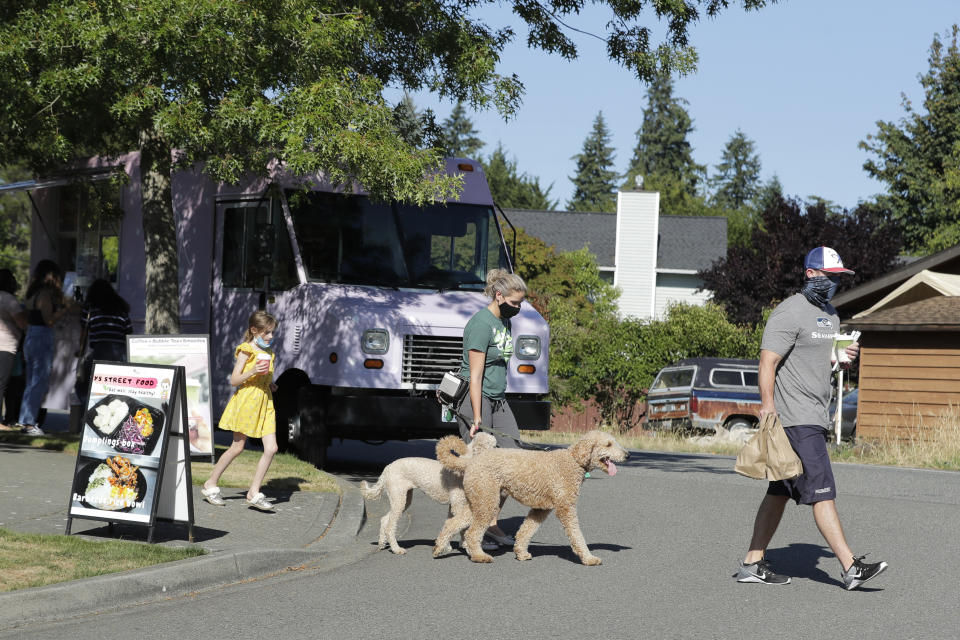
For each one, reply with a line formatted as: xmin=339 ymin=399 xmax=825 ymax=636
xmin=763 ymin=543 xmax=888 ymax=590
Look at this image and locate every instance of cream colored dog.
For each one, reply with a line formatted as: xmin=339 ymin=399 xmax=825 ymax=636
xmin=437 ymin=429 xmax=629 ymax=565
xmin=360 ymin=432 xmax=497 ymax=555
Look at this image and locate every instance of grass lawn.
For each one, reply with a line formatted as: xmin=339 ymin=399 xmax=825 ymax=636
xmin=523 ymin=419 xmax=960 ymax=472
xmin=0 ymin=528 xmax=204 ymax=592
xmin=191 ymin=446 xmax=340 ymax=494
xmin=0 ymin=432 xmax=339 ymax=493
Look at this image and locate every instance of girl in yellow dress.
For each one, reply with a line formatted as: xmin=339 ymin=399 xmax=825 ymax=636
xmin=201 ymin=311 xmax=279 ymax=512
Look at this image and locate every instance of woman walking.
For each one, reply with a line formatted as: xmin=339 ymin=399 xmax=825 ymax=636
xmin=456 ymin=268 xmax=528 ymax=547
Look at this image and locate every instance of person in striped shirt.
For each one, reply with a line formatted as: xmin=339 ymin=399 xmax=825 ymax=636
xmin=76 ymin=279 xmax=133 ymax=402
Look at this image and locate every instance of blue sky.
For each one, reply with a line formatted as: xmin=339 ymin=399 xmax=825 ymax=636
xmin=400 ymin=0 xmax=958 ymax=211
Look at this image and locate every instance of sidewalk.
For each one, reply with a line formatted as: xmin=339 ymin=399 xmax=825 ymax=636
xmin=0 ymin=425 xmax=368 ymax=631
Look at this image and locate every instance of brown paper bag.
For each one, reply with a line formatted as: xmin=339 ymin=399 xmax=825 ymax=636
xmin=735 ymin=414 xmax=803 ymax=481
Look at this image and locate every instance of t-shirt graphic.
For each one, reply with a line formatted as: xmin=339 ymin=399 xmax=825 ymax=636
xmin=492 ymin=325 xmax=514 ymax=361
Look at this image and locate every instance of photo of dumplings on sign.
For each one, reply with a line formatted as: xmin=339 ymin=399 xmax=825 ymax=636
xmin=82 ymin=394 xmax=166 ymax=459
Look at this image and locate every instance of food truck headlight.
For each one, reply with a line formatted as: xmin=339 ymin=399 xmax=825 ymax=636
xmin=515 ymin=335 xmax=540 ymax=360
xmin=361 ymin=329 xmax=389 ymax=354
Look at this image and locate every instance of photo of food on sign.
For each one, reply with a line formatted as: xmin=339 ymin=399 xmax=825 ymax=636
xmin=82 ymin=394 xmax=166 ymax=457
xmin=70 ymin=454 xmax=156 ymax=516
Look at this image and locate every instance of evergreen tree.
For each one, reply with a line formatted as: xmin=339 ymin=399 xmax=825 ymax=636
xmin=567 ymin=112 xmax=619 ymax=213
xmin=860 ymin=25 xmax=960 ymax=254
xmin=712 ymin=130 xmax=762 ymax=209
xmin=392 ymin=93 xmax=439 ymax=150
xmin=623 ymin=72 xmax=705 ymax=210
xmin=438 ymin=102 xmax=484 ymax=159
xmin=485 ymin=144 xmax=556 ymax=210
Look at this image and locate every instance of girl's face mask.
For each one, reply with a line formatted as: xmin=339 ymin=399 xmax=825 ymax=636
xmin=255 ymin=335 xmax=273 ymax=349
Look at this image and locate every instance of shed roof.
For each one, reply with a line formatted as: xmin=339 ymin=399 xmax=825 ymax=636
xmin=832 ymin=243 xmax=960 ymax=316
xmin=845 ymin=296 xmax=960 ymax=332
xmin=853 ymin=270 xmax=960 ymax=318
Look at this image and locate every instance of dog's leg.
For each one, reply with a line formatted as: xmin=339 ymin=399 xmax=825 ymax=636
xmin=464 ymin=489 xmax=497 ymax=563
xmin=433 ymin=502 xmax=471 ymax=557
xmin=382 ymin=486 xmax=412 ymax=554
xmin=555 ymin=504 xmax=601 ymax=566
xmin=513 ymin=508 xmax=550 ymax=562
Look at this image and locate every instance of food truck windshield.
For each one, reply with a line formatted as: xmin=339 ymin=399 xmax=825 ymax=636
xmin=287 ymin=191 xmax=509 ymax=290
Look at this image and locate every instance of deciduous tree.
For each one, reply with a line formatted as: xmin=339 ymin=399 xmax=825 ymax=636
xmin=700 ymin=196 xmax=903 ymax=325
xmin=0 ymin=0 xmax=777 ymax=331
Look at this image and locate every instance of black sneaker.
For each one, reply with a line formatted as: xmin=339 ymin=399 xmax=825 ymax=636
xmin=736 ymin=558 xmax=791 ymax=585
xmin=842 ymin=555 xmax=888 ymax=591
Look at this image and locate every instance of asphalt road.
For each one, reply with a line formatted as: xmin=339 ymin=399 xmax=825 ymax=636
xmin=7 ymin=438 xmax=960 ymax=640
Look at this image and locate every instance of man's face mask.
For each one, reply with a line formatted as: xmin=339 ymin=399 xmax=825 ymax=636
xmin=801 ymin=274 xmax=841 ymax=308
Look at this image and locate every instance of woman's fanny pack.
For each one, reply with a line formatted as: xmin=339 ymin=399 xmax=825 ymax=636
xmin=437 ymin=371 xmax=468 ymax=406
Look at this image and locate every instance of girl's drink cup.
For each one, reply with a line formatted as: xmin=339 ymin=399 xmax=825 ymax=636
xmin=256 ymin=352 xmax=271 ymax=373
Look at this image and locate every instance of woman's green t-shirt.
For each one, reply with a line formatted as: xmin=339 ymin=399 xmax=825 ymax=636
xmin=458 ymin=307 xmax=514 ymax=400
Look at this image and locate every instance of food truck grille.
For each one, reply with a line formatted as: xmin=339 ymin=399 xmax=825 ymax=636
xmin=402 ymin=335 xmax=463 ymax=384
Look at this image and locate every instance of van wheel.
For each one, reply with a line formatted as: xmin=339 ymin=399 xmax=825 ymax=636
xmin=725 ymin=418 xmax=755 ymax=442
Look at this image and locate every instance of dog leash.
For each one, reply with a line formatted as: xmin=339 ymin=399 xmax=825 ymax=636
xmin=448 ymin=407 xmax=551 ymax=451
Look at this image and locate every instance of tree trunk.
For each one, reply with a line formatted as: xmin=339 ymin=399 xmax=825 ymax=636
xmin=139 ymin=127 xmax=180 ymax=334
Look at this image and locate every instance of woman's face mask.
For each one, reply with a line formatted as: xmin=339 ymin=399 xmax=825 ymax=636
xmin=801 ymin=274 xmax=840 ymax=308
xmin=497 ymin=292 xmax=523 ymax=319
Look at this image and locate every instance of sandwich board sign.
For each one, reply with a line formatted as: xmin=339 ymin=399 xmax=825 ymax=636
xmin=126 ymin=334 xmax=215 ymax=461
xmin=66 ymin=361 xmax=195 ymax=543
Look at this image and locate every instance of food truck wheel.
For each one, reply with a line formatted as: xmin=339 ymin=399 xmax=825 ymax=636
xmin=302 ymin=425 xmax=328 ymax=470
xmin=274 ymin=370 xmax=310 ymax=452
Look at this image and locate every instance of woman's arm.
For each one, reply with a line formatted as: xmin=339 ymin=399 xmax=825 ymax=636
xmin=468 ymin=348 xmax=485 ymax=437
xmin=35 ymin=291 xmax=57 ymax=327
xmin=228 ymin=351 xmax=257 ymax=387
xmin=13 ymin=309 xmax=27 ymax=330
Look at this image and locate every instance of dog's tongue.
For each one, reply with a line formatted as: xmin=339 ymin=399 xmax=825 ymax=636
xmin=606 ymin=460 xmax=617 ymax=476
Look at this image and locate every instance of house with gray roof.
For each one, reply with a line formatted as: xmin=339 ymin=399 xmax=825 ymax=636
xmin=503 ymin=190 xmax=727 ymax=319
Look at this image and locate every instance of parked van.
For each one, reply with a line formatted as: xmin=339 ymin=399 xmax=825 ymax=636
xmin=646 ymin=358 xmax=760 ymax=434
xmin=5 ymin=156 xmax=551 ymax=467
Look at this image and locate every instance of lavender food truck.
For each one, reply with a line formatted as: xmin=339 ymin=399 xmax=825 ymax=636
xmin=7 ymin=156 xmax=550 ymax=467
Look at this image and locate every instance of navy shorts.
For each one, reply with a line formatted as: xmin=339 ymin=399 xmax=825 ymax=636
xmin=767 ymin=424 xmax=836 ymax=505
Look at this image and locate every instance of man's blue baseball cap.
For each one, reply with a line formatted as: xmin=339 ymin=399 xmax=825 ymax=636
xmin=804 ymin=246 xmax=854 ymax=274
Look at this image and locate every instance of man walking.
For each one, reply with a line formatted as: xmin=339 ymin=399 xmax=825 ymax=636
xmin=735 ymin=247 xmax=888 ymax=591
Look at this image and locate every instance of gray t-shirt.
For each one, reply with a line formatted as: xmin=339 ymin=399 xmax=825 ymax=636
xmin=760 ymin=293 xmax=837 ymax=428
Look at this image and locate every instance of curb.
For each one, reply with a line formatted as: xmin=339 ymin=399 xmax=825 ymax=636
xmin=0 ymin=476 xmax=368 ymax=632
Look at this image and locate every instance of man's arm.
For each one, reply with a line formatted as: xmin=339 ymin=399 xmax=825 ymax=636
xmin=758 ymin=349 xmax=782 ymax=418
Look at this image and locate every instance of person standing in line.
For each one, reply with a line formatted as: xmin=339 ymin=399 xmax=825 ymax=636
xmin=456 ymin=268 xmax=527 ymax=548
xmin=201 ymin=310 xmax=279 ymax=512
xmin=0 ymin=269 xmax=27 ymax=430
xmin=75 ymin=279 xmax=133 ymax=404
xmin=735 ymin=247 xmax=888 ymax=591
xmin=18 ymin=260 xmax=76 ymax=436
